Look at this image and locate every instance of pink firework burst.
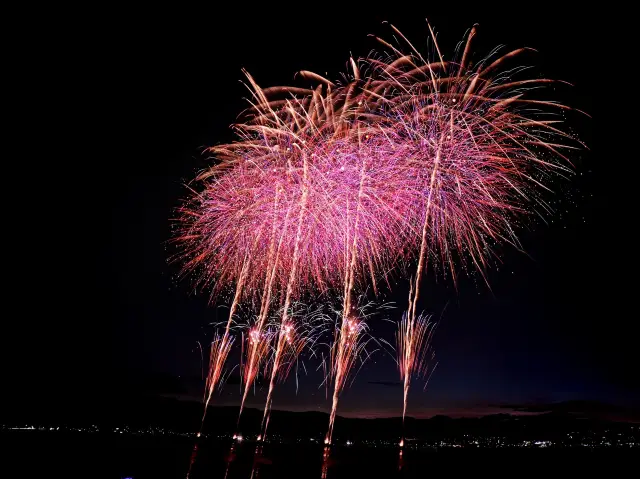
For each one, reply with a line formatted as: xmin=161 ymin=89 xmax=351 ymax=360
xmin=364 ymin=23 xmax=585 ymax=286
xmin=358 ymin=21 xmax=585 ymax=443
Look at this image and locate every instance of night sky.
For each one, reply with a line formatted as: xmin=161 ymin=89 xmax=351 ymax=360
xmin=11 ymin=6 xmax=636 ymax=421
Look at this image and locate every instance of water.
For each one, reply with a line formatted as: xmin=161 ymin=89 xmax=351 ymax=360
xmin=3 ymin=431 xmax=635 ymax=478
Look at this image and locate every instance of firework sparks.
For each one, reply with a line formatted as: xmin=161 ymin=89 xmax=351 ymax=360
xmin=173 ymin=18 xmax=583 ymax=463
xmin=173 ymin=65 xmax=419 ymax=302
xmin=186 ymin=277 xmax=243 ymax=479
xmin=238 ymin=325 xmax=271 ymax=421
xmin=368 ymin=22 xmax=583 ymax=287
xmin=198 ymin=261 xmax=247 ymax=425
xmin=256 ymin=152 xmax=311 ymax=436
xmin=259 ymin=320 xmax=304 ymax=440
xmin=202 ymin=332 xmax=235 ymax=413
xmin=397 ymin=311 xmax=437 ymax=443
xmin=363 ymin=21 xmax=582 ymax=445
xmin=260 ymin=304 xmax=327 ymax=441
xmin=324 ymin=315 xmax=370 ymax=445
xmin=176 ymin=65 xmax=419 ymax=438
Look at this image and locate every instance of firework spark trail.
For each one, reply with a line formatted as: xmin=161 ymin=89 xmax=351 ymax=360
xmin=324 ymin=316 xmax=370 ymax=445
xmin=187 ymin=334 xmax=233 ymax=479
xmin=397 ymin=311 xmax=436 ymax=444
xmin=202 ymin=260 xmax=248 ymax=416
xmin=259 ymin=153 xmax=310 ymax=440
xmin=324 ymin=314 xmax=369 ymax=445
xmin=325 ymin=151 xmax=371 ymax=445
xmin=238 ymin=188 xmax=291 ymax=422
xmin=407 ymin=129 xmax=443 ymax=325
xmin=259 ymin=328 xmax=285 ymax=441
xmin=259 ymin=320 xmax=304 ymax=440
xmin=258 ymin=304 xmax=328 ymax=440
xmin=186 ymin=265 xmax=247 ymax=479
xmin=238 ymin=325 xmax=270 ymax=421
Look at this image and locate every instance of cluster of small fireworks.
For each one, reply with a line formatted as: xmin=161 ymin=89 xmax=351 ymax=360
xmin=173 ymin=19 xmax=583 ymax=460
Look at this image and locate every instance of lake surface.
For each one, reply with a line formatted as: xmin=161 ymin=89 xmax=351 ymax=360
xmin=2 ymin=431 xmax=636 ymax=478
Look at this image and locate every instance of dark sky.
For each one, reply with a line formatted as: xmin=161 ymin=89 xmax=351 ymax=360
xmin=10 ymin=5 xmax=636 ymax=421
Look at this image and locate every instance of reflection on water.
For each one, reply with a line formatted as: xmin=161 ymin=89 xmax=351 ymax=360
xmin=321 ymin=446 xmax=331 ymax=479
xmin=16 ymin=430 xmax=622 ymax=479
xmin=206 ymin=442 xmax=634 ymax=479
xmin=249 ymin=445 xmax=260 ymax=479
xmin=208 ymin=441 xmax=343 ymax=479
xmin=184 ymin=439 xmax=627 ymax=479
xmin=249 ymin=444 xmax=273 ymax=479
xmin=3 ymin=431 xmax=631 ymax=479
xmin=187 ymin=440 xmax=429 ymax=478
xmin=223 ymin=444 xmax=236 ymax=479
xmin=208 ymin=441 xmax=406 ymax=479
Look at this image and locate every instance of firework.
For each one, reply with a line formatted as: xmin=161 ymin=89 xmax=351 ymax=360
xmin=396 ymin=311 xmax=437 ymax=444
xmin=174 ymin=67 xmax=420 ymax=302
xmin=319 ymin=125 xmax=413 ymax=444
xmin=176 ymin=67 xmax=420 ymax=433
xmin=361 ymin=21 xmax=583 ymax=444
xmin=186 ymin=274 xmax=244 ymax=478
xmin=259 ymin=321 xmax=299 ymax=439
xmin=368 ymin=22 xmax=582 ymax=287
xmin=237 ymin=324 xmax=271 ymax=421
xmin=260 ymin=149 xmax=311 ymax=424
xmin=202 ymin=266 xmax=246 ymax=417
xmin=321 ymin=299 xmax=388 ymax=444
xmin=239 ymin=150 xmax=310 ymax=424
xmin=174 ymin=17 xmax=583 ymax=462
xmin=324 ymin=315 xmax=370 ymax=445
xmin=259 ymin=304 xmax=325 ymax=441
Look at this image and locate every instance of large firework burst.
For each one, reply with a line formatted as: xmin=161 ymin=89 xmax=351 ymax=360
xmin=174 ymin=19 xmax=584 ymax=459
